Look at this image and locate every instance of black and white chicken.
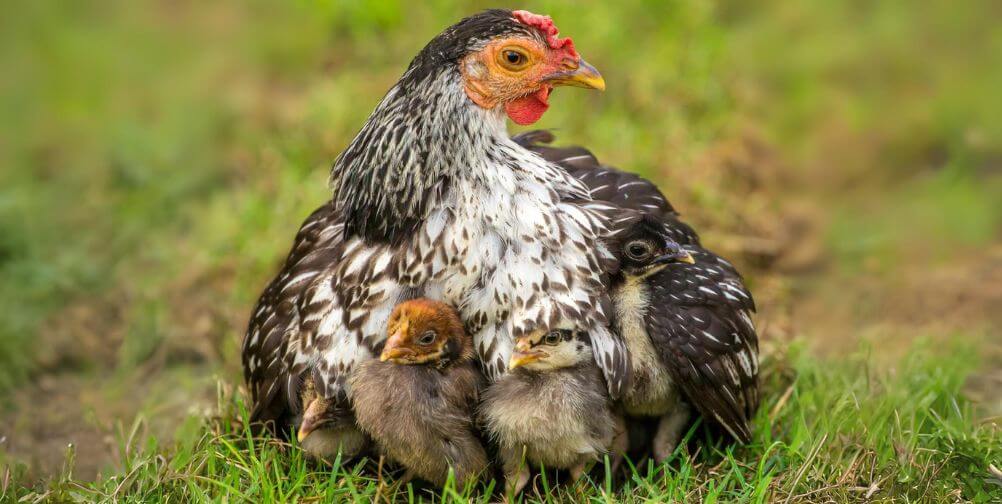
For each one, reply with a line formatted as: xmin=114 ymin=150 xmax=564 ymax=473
xmin=242 ymin=9 xmax=759 ymax=462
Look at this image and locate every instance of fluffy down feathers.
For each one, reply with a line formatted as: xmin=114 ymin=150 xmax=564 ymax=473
xmin=480 ymin=360 xmax=617 ymax=470
xmin=350 ymin=360 xmax=487 ymax=486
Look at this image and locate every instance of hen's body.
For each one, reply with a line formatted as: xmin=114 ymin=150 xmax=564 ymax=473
xmin=245 ymin=130 xmax=759 ymax=449
xmin=241 ymin=12 xmax=625 ymax=450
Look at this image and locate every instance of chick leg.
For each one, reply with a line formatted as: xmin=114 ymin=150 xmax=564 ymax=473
xmin=387 ymin=468 xmax=417 ymax=497
xmin=504 ymin=466 xmax=530 ymax=500
xmin=610 ymin=414 xmax=629 ymax=475
xmin=569 ymin=460 xmax=592 ymax=497
xmin=653 ymin=403 xmax=691 ymax=461
xmin=501 ymin=445 xmax=531 ymax=498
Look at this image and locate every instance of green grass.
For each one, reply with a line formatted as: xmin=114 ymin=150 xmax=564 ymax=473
xmin=1 ymin=0 xmax=1000 ymax=501
xmin=6 ymin=341 xmax=998 ymax=502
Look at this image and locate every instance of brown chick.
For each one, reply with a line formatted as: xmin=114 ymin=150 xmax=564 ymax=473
xmin=349 ymin=298 xmax=488 ymax=488
xmin=296 ymin=377 xmax=370 ymax=462
xmin=480 ymin=328 xmax=627 ymax=497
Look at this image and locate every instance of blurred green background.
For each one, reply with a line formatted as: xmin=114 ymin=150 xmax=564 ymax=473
xmin=1 ymin=0 xmax=999 ymax=485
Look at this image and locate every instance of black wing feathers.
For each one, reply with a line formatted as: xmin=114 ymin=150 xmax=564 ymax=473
xmin=645 ymin=248 xmax=759 ymax=442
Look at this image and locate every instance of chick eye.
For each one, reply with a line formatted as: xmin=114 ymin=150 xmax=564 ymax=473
xmin=498 ymin=48 xmax=530 ymax=70
xmin=418 ymin=331 xmax=437 ymax=345
xmin=543 ymin=331 xmax=561 ymax=345
xmin=625 ymin=240 xmax=654 ymax=261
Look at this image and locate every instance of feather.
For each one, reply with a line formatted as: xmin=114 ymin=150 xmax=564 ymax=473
xmin=644 ymin=255 xmax=759 ymax=443
xmin=588 ymin=322 xmax=632 ymax=399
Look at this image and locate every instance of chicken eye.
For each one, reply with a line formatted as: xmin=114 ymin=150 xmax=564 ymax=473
xmin=543 ymin=331 xmax=561 ymax=345
xmin=418 ymin=331 xmax=437 ymax=345
xmin=498 ymin=48 xmax=530 ymax=71
xmin=625 ymin=240 xmax=654 ymax=261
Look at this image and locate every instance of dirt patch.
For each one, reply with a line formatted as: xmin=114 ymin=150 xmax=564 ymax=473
xmin=0 ymin=265 xmax=239 ymax=481
xmin=32 ymin=299 xmax=127 ymax=374
xmin=662 ymin=129 xmax=1002 ymax=416
xmin=0 ymin=366 xmax=219 ymax=482
xmin=793 ymin=245 xmax=1001 ymax=357
xmin=1 ymin=375 xmax=112 ymax=481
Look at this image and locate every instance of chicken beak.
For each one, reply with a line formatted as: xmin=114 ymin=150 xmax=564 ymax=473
xmin=509 ymin=338 xmax=547 ymax=369
xmin=380 ymin=330 xmax=412 ymax=362
xmin=654 ymin=249 xmax=695 ymax=265
xmin=380 ymin=346 xmax=414 ymax=363
xmin=297 ymin=397 xmax=325 ymax=443
xmin=509 ymin=350 xmax=546 ymax=370
xmin=544 ymin=59 xmax=605 ymax=91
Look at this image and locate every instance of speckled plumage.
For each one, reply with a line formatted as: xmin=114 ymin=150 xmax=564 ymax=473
xmin=513 ymin=129 xmax=700 ymax=245
xmin=642 ymin=246 xmax=758 ymax=442
xmin=242 ymin=204 xmax=345 ymax=430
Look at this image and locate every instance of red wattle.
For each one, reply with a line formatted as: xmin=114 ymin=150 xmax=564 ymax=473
xmin=505 ymin=87 xmax=551 ymax=125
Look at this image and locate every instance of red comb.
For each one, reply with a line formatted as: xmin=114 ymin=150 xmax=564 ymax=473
xmin=512 ymin=10 xmax=579 ymax=59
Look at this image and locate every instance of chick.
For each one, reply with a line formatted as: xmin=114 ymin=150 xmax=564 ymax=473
xmin=610 ymin=217 xmax=695 ymax=459
xmin=481 ymin=328 xmax=626 ymax=497
xmin=611 ymin=216 xmax=758 ymax=460
xmin=349 ymin=298 xmax=488 ymax=488
xmin=296 ymin=377 xmax=370 ymax=462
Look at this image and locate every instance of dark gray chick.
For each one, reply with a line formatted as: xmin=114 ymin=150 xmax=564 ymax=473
xmin=349 ymin=298 xmax=489 ymax=488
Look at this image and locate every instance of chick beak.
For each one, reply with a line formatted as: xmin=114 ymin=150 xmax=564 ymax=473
xmin=509 ymin=351 xmax=546 ymax=369
xmin=654 ymin=248 xmax=695 ymax=265
xmin=509 ymin=339 xmax=547 ymax=369
xmin=380 ymin=330 xmax=413 ymax=363
xmin=544 ymin=58 xmax=605 ymax=91
xmin=297 ymin=397 xmax=326 ymax=443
